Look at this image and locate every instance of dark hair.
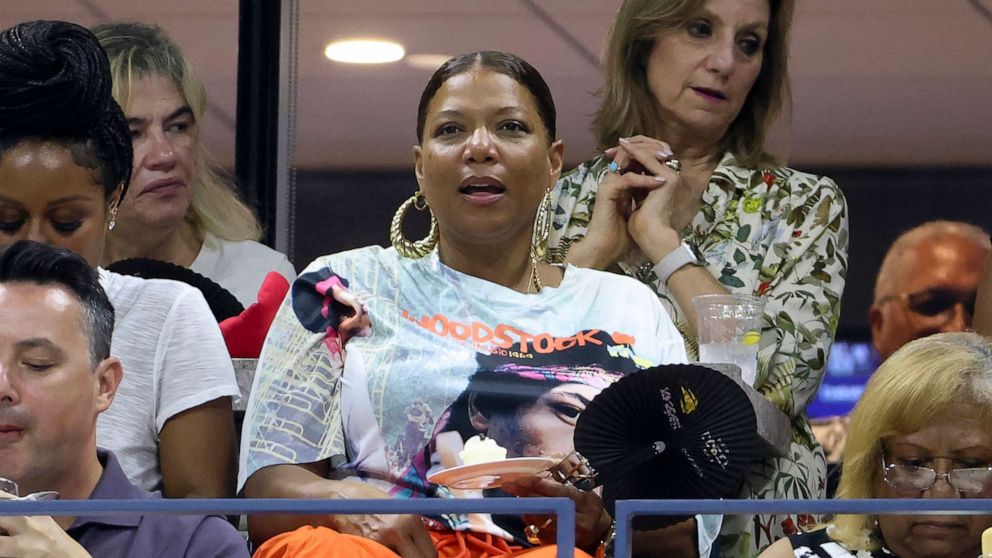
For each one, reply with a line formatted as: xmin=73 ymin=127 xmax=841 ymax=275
xmin=416 ymin=51 xmax=557 ymax=144
xmin=0 ymin=20 xmax=132 ymax=201
xmin=0 ymin=240 xmax=115 ymax=368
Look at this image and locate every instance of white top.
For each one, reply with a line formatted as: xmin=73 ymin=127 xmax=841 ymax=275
xmin=98 ymin=269 xmax=240 ymax=492
xmin=241 ymin=247 xmax=687 ymax=541
xmin=191 ymin=232 xmax=296 ymax=307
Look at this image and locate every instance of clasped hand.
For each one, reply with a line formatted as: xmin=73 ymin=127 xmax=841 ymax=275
xmin=578 ymin=136 xmax=683 ymax=269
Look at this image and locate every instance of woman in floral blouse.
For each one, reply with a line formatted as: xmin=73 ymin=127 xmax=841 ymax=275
xmin=549 ymin=0 xmax=848 ymax=556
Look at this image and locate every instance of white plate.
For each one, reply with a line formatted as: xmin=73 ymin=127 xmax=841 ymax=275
xmin=427 ymin=457 xmax=558 ymax=489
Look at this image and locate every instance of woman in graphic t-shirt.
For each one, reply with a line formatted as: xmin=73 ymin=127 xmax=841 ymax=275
xmin=240 ymin=52 xmax=688 ymax=558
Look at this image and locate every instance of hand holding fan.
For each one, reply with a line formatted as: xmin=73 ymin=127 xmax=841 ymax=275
xmin=573 ymin=363 xmax=759 ymax=529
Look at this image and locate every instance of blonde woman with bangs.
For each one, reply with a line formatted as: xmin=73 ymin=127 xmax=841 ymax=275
xmin=759 ymin=331 xmax=992 ymax=558
xmin=93 ymin=21 xmax=296 ymax=307
xmin=548 ymin=0 xmax=849 ymax=554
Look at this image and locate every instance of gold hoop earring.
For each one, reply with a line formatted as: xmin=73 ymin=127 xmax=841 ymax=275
xmin=528 ymin=188 xmax=554 ymax=292
xmin=531 ymin=188 xmax=553 ymax=262
xmin=390 ymin=192 xmax=438 ymax=259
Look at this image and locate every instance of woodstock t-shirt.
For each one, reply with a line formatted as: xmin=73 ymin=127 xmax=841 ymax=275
xmin=240 ymin=246 xmax=687 ymax=541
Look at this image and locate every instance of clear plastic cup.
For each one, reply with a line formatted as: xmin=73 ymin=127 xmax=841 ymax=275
xmin=693 ymin=294 xmax=766 ymax=387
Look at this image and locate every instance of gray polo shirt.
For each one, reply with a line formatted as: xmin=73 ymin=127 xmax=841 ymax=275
xmin=67 ymin=450 xmax=249 ymax=557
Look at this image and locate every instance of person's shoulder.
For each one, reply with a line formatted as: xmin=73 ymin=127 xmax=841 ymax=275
xmin=102 ymin=268 xmax=200 ymax=296
xmin=91 ymin=449 xmax=158 ymax=500
xmin=100 ymin=269 xmax=203 ymax=312
xmin=767 ymin=165 xmax=845 ymax=203
xmin=560 ymin=155 xmax=609 ymax=184
xmin=135 ymin=511 xmax=247 ymax=557
xmin=300 ymin=245 xmax=401 ymax=279
xmin=211 ymin=236 xmax=290 ymax=263
xmin=565 ymin=265 xmax=662 ymax=306
xmin=97 ymin=451 xmax=248 ymax=556
xmin=717 ymin=153 xmax=843 ymax=201
xmin=185 ymin=516 xmax=250 ymax=557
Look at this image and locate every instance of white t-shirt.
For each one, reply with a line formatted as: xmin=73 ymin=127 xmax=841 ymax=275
xmin=98 ymin=269 xmax=240 ymax=492
xmin=191 ymin=232 xmax=296 ymax=307
xmin=241 ymin=247 xmax=688 ymax=541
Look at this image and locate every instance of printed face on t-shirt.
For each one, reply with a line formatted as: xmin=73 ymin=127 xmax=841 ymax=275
xmin=480 ymin=382 xmax=599 ymax=458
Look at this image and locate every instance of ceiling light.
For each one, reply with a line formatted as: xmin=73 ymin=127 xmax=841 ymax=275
xmin=406 ymin=54 xmax=454 ymax=71
xmin=324 ymin=39 xmax=405 ymax=64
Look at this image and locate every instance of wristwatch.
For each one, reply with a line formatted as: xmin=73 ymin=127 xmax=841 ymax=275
xmin=652 ymin=241 xmax=704 ymax=284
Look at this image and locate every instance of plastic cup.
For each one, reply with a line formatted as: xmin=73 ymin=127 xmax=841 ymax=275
xmin=693 ymin=294 xmax=766 ymax=387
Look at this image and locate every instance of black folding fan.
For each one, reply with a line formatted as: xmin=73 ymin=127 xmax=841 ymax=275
xmin=573 ymin=363 xmax=759 ymax=529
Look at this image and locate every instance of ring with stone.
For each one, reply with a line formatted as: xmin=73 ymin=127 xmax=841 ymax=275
xmin=607 ymin=161 xmax=620 ymax=173
xmin=663 ymin=158 xmax=682 ymax=173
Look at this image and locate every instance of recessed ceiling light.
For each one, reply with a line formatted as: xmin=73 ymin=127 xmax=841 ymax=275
xmin=324 ymin=39 xmax=405 ymax=64
xmin=406 ymin=54 xmax=454 ymax=70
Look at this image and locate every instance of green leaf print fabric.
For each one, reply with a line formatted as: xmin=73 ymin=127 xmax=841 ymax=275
xmin=549 ymin=153 xmax=849 ymax=557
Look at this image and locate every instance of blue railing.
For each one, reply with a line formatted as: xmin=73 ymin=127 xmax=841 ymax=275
xmin=4 ymin=497 xmax=992 ymax=557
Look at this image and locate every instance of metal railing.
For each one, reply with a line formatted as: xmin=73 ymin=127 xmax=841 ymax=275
xmin=0 ymin=497 xmax=576 ymax=558
xmin=4 ymin=497 xmax=992 ymax=557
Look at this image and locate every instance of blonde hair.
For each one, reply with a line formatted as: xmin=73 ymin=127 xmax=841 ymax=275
xmin=873 ymin=220 xmax=990 ymax=300
xmin=92 ymin=21 xmax=262 ymax=242
xmin=596 ymin=0 xmax=794 ymax=168
xmin=831 ymin=332 xmax=992 ymax=551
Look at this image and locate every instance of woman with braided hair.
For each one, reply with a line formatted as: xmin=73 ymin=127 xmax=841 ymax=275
xmin=0 ymin=19 xmax=240 ymax=500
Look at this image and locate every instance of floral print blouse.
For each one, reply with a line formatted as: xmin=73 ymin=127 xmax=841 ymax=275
xmin=550 ymin=152 xmax=848 ymax=425
xmin=549 ymin=152 xmax=850 ymax=556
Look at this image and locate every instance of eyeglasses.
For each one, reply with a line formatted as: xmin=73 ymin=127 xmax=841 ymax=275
xmin=882 ymin=459 xmax=992 ymax=496
xmin=877 ymin=287 xmax=976 ymax=318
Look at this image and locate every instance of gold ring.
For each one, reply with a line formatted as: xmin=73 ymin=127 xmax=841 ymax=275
xmin=664 ymin=158 xmax=682 ymax=173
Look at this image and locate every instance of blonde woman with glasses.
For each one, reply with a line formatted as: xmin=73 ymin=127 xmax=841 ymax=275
xmin=759 ymin=331 xmax=992 ymax=558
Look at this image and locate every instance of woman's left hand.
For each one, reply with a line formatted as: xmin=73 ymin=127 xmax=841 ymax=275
xmin=502 ymin=476 xmax=612 ymax=552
